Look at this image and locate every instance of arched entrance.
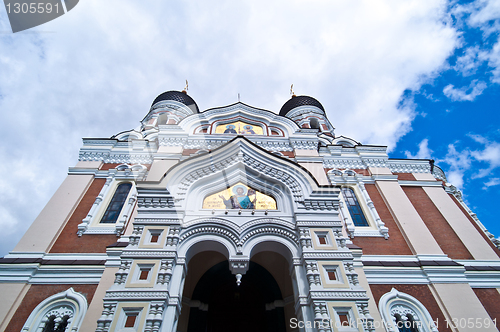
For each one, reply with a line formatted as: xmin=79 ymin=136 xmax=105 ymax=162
xmin=186 ymin=260 xmax=286 ymax=332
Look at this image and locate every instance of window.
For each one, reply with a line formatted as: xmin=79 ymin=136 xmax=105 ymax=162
xmin=100 ymin=183 xmax=132 ymax=223
xmin=341 ymin=187 xmax=369 ymax=226
xmin=150 ymin=234 xmax=159 ymax=243
xmin=379 ymin=288 xmax=438 ymax=332
xmin=21 ymin=288 xmax=88 ymax=332
xmin=139 ymin=268 xmax=150 ymax=280
xmin=337 ymin=311 xmax=350 ymax=326
xmin=125 ymin=313 xmax=138 ymax=327
xmin=322 ymin=265 xmax=343 ymax=285
xmin=309 ymin=118 xmax=320 ymax=129
xmin=318 ymin=235 xmax=327 ymax=245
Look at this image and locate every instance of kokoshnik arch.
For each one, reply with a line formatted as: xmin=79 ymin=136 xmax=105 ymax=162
xmin=1 ymin=89 xmax=500 ymax=332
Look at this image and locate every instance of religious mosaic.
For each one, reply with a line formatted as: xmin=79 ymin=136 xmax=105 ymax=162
xmin=215 ymin=121 xmax=264 ymax=135
xmin=203 ymin=183 xmax=277 ymax=210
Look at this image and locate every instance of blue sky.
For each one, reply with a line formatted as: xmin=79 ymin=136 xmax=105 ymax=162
xmin=0 ymin=0 xmax=499 ymax=255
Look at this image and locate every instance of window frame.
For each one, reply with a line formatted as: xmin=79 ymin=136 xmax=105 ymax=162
xmin=378 ymin=288 xmax=438 ymax=332
xmin=21 ymin=288 xmax=88 ymax=332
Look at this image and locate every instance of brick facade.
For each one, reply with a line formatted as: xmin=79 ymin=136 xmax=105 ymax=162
xmin=473 ymin=288 xmax=500 ymax=322
xmin=352 ymin=184 xmax=413 ymax=255
xmin=370 ymin=284 xmax=452 ymax=332
xmin=49 ymin=178 xmax=117 ymax=253
xmin=403 ymin=186 xmax=473 ymax=260
xmin=450 ymin=194 xmax=500 ymax=258
xmin=5 ymin=284 xmax=98 ymax=332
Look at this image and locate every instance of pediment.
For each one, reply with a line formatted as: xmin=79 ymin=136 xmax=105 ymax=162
xmin=160 ymin=137 xmax=323 ymax=206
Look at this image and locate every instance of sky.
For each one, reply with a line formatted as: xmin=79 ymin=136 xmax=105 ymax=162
xmin=0 ymin=0 xmax=499 ymax=256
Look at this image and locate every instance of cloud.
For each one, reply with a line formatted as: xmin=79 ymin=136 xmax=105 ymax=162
xmin=483 ymin=177 xmax=500 ymax=189
xmin=470 ymin=139 xmax=500 ymax=178
xmin=453 ymin=0 xmax=500 ymax=83
xmin=443 ymin=79 xmax=487 ymax=101
xmin=0 ymin=0 xmax=465 ymax=255
xmin=438 ymin=135 xmax=500 ymax=188
xmin=405 ymin=138 xmax=433 ymax=159
xmin=453 ymin=46 xmax=485 ymax=76
xmin=440 ymin=144 xmax=472 ymax=188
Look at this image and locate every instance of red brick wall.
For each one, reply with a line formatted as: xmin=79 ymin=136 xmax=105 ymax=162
xmin=323 ymin=168 xmax=369 ymax=176
xmin=450 ymin=195 xmax=500 ymax=258
xmin=402 ymin=187 xmax=473 ymax=259
xmin=50 ymin=178 xmax=118 ymax=253
xmin=473 ymin=288 xmax=500 ymax=322
xmin=182 ymin=149 xmax=200 ymax=156
xmin=279 ymin=151 xmax=295 ymax=158
xmin=99 ymin=163 xmax=121 ymax=170
xmin=351 ymin=184 xmax=413 ymax=255
xmin=370 ymin=284 xmax=452 ymax=332
xmin=5 ymin=284 xmax=98 ymax=332
xmin=99 ymin=163 xmax=152 ymax=170
xmin=396 ymin=173 xmax=417 ymax=181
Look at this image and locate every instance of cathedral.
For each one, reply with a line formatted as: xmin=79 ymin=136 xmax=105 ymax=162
xmin=0 ymin=89 xmax=499 ymax=332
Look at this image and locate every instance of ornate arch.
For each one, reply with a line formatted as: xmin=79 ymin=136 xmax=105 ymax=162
xmin=378 ymin=288 xmax=439 ymax=332
xmin=21 ymin=288 xmax=88 ymax=332
xmin=161 ymin=137 xmax=325 ymax=212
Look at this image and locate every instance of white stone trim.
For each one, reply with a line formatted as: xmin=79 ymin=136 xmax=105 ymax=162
xmin=378 ymin=288 xmax=438 ymax=332
xmin=328 ymin=170 xmax=388 ymax=239
xmin=21 ymin=288 xmax=88 ymax=332
xmin=78 ymin=170 xmax=139 ymax=237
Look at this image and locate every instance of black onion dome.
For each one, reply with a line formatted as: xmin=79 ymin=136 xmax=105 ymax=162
xmin=279 ymin=95 xmax=325 ymax=116
xmin=152 ymin=91 xmax=199 ymax=113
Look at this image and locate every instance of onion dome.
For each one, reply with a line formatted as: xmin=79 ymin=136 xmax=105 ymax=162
xmin=151 ymin=90 xmax=199 ymax=113
xmin=279 ymin=95 xmax=325 ymax=116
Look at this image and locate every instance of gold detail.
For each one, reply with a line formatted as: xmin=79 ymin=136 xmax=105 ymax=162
xmin=203 ymin=182 xmax=277 ymax=210
xmin=215 ymin=121 xmax=264 ymax=135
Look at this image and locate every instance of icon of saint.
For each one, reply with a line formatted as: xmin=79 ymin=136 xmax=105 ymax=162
xmin=224 ymin=124 xmax=237 ymax=134
xmin=241 ymin=125 xmax=256 ymax=135
xmin=218 ymin=185 xmax=256 ymax=209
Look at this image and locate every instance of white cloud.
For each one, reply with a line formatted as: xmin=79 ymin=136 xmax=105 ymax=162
xmin=0 ymin=0 xmax=464 ymax=255
xmin=438 ymin=135 xmax=500 ymax=188
xmin=454 ymin=0 xmax=500 ymax=83
xmin=471 ymin=139 xmax=500 ymax=178
xmin=405 ymin=138 xmax=433 ymax=159
xmin=443 ymin=79 xmax=487 ymax=101
xmin=483 ymin=177 xmax=500 ymax=189
xmin=453 ymin=46 xmax=484 ymax=76
xmin=440 ymin=144 xmax=472 ymax=189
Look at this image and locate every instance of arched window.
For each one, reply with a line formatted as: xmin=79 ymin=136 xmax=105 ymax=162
xmin=379 ymin=288 xmax=439 ymax=332
xmin=21 ymin=288 xmax=88 ymax=332
xmin=100 ymin=182 xmax=132 ymax=224
xmin=309 ymin=118 xmax=320 ymax=129
xmin=341 ymin=187 xmax=369 ymax=226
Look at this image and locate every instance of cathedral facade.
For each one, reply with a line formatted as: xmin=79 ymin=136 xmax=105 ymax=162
xmin=1 ymin=90 xmax=499 ymax=332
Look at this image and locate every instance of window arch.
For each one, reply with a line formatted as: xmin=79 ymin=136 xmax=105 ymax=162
xmin=21 ymin=288 xmax=88 ymax=332
xmin=341 ymin=187 xmax=369 ymax=226
xmin=309 ymin=117 xmax=320 ymax=129
xmin=100 ymin=182 xmax=132 ymax=224
xmin=379 ymin=288 xmax=439 ymax=332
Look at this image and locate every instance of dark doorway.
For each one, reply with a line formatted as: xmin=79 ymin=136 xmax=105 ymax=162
xmin=187 ymin=261 xmax=286 ymax=332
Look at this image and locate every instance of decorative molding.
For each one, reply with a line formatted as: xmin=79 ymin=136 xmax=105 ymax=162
xmin=21 ymin=288 xmax=88 ymax=332
xmin=159 ymin=137 xmax=188 ymax=147
xmin=323 ymin=158 xmax=366 ymax=169
xmin=104 ymin=290 xmax=170 ymax=300
xmin=290 ymin=140 xmax=318 ymax=150
xmin=79 ymin=151 xmax=153 ymax=164
xmin=378 ymin=288 xmax=439 ymax=332
xmin=242 ymin=154 xmax=304 ymax=202
xmin=445 ymin=183 xmax=500 ymax=249
xmin=309 ymin=290 xmax=368 ymax=300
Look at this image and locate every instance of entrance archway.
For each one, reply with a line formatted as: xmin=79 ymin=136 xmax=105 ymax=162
xmin=186 ymin=260 xmax=286 ymax=332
